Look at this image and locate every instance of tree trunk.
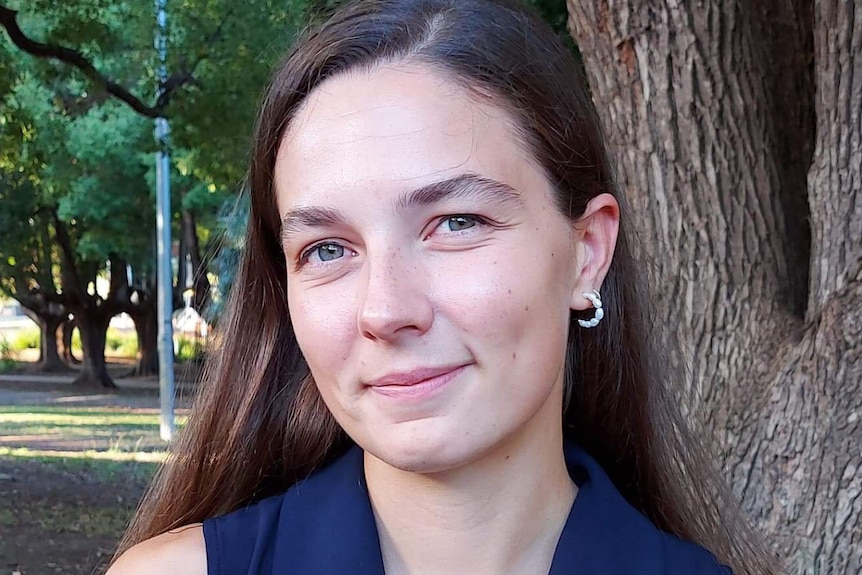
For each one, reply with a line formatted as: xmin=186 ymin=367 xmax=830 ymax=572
xmin=130 ymin=300 xmax=158 ymax=376
xmin=37 ymin=315 xmax=65 ymax=372
xmin=566 ymin=0 xmax=860 ymax=573
xmin=61 ymin=317 xmax=80 ymax=364
xmin=73 ymin=312 xmax=116 ymax=388
xmin=21 ymin=305 xmax=68 ymax=372
xmin=179 ymin=209 xmax=212 ymax=312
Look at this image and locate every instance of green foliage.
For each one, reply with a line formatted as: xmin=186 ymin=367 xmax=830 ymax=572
xmin=0 ymin=336 xmax=17 ymax=371
xmin=0 ymin=0 xmax=318 ymax=329
xmin=52 ymin=102 xmax=155 ymax=264
xmin=175 ymin=334 xmax=204 ymax=362
xmin=0 ymin=87 xmax=57 ymax=302
xmin=71 ymin=327 xmax=82 ymax=353
xmin=0 ymin=62 xmax=156 ymax=309
xmin=105 ymin=329 xmax=138 ymax=357
xmin=166 ymin=0 xmax=301 ymax=188
xmin=1 ymin=325 xmax=136 ymax=358
xmin=10 ymin=327 xmax=40 ymax=351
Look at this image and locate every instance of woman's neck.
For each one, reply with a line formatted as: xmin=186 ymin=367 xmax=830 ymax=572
xmin=363 ymin=422 xmax=576 ymax=575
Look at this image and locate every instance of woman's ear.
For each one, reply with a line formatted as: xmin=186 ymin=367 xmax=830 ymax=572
xmin=569 ymin=193 xmax=620 ymax=311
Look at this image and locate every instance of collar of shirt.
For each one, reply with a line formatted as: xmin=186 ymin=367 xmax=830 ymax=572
xmin=271 ymin=441 xmax=727 ymax=574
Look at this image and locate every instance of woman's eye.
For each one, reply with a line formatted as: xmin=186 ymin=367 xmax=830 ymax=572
xmin=437 ymin=215 xmax=482 ymax=233
xmin=302 ymin=243 xmax=345 ymax=265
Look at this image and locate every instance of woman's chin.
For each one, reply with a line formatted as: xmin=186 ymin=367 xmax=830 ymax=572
xmin=361 ymin=427 xmax=497 ymax=476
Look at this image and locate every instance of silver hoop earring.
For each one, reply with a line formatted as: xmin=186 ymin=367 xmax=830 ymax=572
xmin=577 ymin=289 xmax=604 ymax=328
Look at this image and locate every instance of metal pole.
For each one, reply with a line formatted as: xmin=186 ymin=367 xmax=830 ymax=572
xmin=155 ymin=0 xmax=175 ymax=441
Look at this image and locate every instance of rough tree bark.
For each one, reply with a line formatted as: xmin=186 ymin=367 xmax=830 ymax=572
xmin=566 ymin=0 xmax=860 ymax=573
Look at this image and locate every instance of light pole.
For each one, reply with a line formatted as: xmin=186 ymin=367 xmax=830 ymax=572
xmin=155 ymin=0 xmax=175 ymax=441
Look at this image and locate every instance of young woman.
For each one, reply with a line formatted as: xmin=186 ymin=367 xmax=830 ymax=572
xmin=109 ymin=1 xmax=782 ymax=573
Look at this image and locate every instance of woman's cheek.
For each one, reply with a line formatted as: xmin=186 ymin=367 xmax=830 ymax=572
xmin=435 ymin=256 xmax=531 ymax=338
xmin=289 ymin=286 xmax=355 ymax=369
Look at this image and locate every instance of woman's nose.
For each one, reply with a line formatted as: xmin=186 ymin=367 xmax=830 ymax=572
xmin=357 ymin=247 xmax=433 ymax=342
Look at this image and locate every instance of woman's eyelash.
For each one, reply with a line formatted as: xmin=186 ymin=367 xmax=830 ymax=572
xmin=298 ymin=242 xmax=341 ymax=266
xmin=432 ymin=214 xmax=489 ymax=233
xmin=295 ymin=214 xmax=490 ymax=270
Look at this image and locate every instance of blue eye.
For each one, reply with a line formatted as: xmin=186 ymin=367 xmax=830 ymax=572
xmin=440 ymin=215 xmax=480 ymax=232
xmin=303 ymin=243 xmax=344 ymax=264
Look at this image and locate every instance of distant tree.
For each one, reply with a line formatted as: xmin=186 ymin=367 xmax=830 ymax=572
xmin=0 ymin=0 xmax=309 ymax=379
xmin=0 ymin=173 xmax=67 ymax=372
xmin=0 ymin=68 xmax=159 ymax=386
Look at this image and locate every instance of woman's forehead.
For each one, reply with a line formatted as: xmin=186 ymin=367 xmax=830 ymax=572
xmin=273 ymin=64 xmax=541 ymax=207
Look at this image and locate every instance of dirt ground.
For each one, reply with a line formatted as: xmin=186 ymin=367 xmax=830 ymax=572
xmin=0 ymin=366 xmax=195 ymax=575
xmin=0 ymin=456 xmax=149 ymax=575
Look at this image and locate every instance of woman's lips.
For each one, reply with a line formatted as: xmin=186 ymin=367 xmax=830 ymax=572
xmin=369 ymin=364 xmax=468 ymax=400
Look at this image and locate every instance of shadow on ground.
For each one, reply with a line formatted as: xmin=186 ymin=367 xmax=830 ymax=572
xmin=0 ymin=363 xmax=196 ymax=575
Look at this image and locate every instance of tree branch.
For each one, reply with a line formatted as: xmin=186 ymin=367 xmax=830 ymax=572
xmin=157 ymin=7 xmax=235 ymax=109
xmin=49 ymin=208 xmax=84 ymax=302
xmin=0 ymin=5 xmax=162 ymax=117
xmin=1 ymin=5 xmax=237 ymax=118
xmin=2 ymin=5 xmax=238 ymax=118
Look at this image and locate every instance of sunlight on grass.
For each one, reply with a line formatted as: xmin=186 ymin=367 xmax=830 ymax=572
xmin=0 ymin=405 xmax=187 ymax=456
xmin=0 ymin=447 xmax=167 ymax=463
xmin=0 ymin=447 xmax=162 ymax=484
xmin=0 ymin=408 xmax=163 ymax=426
xmin=0 ymin=406 xmax=186 ymax=433
xmin=0 ymin=448 xmax=162 ymax=485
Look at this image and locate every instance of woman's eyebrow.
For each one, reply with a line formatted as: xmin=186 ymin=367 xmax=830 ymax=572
xmin=280 ymin=173 xmax=523 ymax=245
xmin=282 ymin=206 xmax=346 ymax=245
xmin=394 ymin=173 xmax=524 ymax=213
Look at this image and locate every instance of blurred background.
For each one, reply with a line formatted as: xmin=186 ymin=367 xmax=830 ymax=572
xmin=1 ymin=0 xmax=859 ymax=574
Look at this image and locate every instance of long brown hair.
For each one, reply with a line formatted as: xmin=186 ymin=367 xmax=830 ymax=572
xmin=116 ymin=1 xmax=781 ymax=572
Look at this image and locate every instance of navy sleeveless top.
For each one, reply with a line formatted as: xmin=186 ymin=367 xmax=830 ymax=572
xmin=203 ymin=442 xmax=733 ymax=574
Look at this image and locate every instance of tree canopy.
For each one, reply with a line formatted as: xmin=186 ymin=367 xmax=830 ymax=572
xmin=0 ymin=0 xmax=314 ymax=384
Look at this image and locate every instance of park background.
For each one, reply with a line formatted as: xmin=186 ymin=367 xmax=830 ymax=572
xmin=0 ymin=0 xmax=859 ymax=574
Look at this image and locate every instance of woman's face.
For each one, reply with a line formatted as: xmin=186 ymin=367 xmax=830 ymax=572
xmin=275 ymin=64 xmax=595 ymax=473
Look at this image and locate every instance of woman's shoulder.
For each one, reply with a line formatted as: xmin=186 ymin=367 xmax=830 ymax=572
xmin=107 ymin=492 xmax=291 ymax=575
xmin=106 ymin=523 xmax=206 ymax=575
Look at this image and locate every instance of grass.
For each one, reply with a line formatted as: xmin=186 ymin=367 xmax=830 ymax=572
xmin=0 ymin=507 xmax=15 ymax=526
xmin=9 ymin=327 xmax=39 ymax=351
xmin=0 ymin=405 xmax=185 ymax=480
xmin=0 ymin=404 xmax=170 ymax=484
xmin=0 ymin=406 xmax=185 ymax=442
xmin=0 ymin=399 xmax=181 ymax=573
xmin=0 ymin=448 xmax=161 ymax=483
xmin=0 ymin=335 xmax=17 ymax=372
xmin=0 ymin=503 xmax=135 ymax=538
xmin=4 ymin=325 xmax=205 ymax=361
